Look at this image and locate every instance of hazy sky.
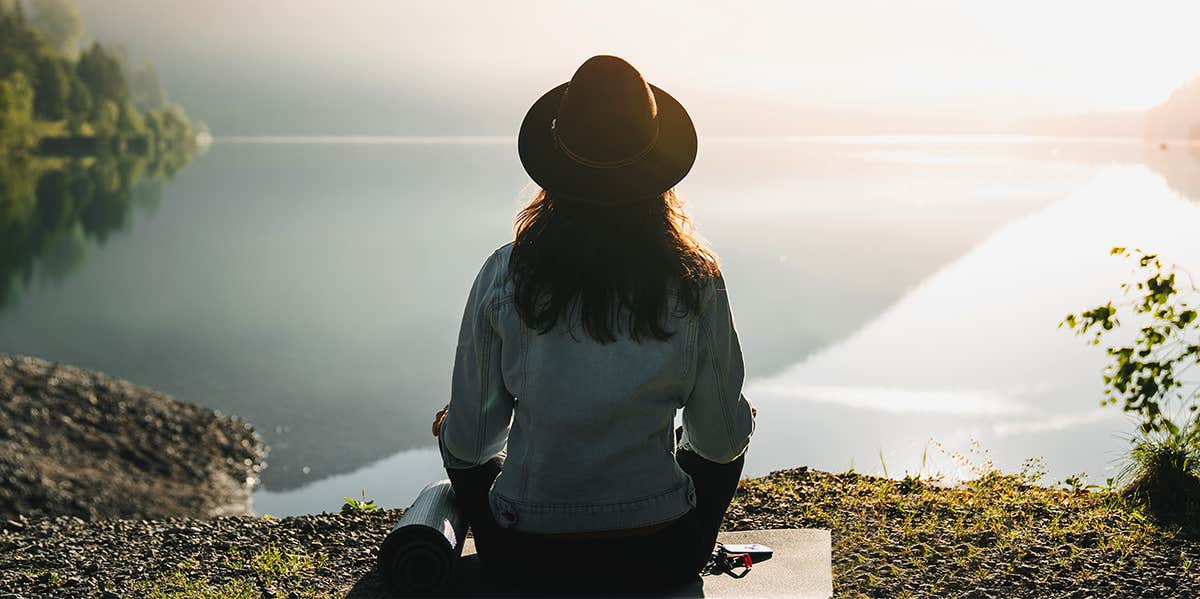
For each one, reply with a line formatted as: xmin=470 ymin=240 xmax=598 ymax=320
xmin=73 ymin=0 xmax=1200 ymax=135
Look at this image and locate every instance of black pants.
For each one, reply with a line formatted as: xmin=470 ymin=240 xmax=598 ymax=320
xmin=447 ymin=448 xmax=744 ymax=594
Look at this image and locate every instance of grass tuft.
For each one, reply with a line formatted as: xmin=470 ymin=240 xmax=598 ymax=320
xmin=1121 ymin=434 xmax=1200 ymax=532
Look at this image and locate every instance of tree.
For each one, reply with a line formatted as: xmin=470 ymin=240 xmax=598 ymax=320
xmin=0 ymin=72 xmax=37 ymax=152
xmin=76 ymin=42 xmax=127 ymax=112
xmin=32 ymin=52 xmax=69 ymax=119
xmin=117 ymin=100 xmax=145 ymax=136
xmin=0 ymin=4 xmax=42 ymax=80
xmin=91 ymin=99 xmax=119 ymax=140
xmin=65 ymin=74 xmax=91 ymax=133
xmin=27 ymin=0 xmax=83 ymax=60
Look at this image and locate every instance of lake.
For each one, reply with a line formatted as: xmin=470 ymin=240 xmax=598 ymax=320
xmin=3 ymin=136 xmax=1200 ymax=516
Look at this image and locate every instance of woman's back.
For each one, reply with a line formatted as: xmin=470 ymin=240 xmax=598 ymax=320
xmin=435 ymin=54 xmax=754 ymax=590
xmin=440 ymin=244 xmax=751 ymax=533
xmin=502 ymin=250 xmax=693 ymax=504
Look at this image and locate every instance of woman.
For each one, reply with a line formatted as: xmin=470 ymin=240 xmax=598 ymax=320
xmin=433 ymin=55 xmax=755 ymax=593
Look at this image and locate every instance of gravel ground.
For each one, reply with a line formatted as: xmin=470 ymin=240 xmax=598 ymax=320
xmin=0 ymin=509 xmax=402 ymax=598
xmin=2 ymin=468 xmax=1197 ymax=597
xmin=0 ymin=355 xmax=265 ymax=521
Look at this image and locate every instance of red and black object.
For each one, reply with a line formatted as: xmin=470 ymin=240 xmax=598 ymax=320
xmin=705 ymin=542 xmax=774 ymax=579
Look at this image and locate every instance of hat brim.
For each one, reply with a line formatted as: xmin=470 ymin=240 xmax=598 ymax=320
xmin=517 ymin=82 xmax=697 ymax=204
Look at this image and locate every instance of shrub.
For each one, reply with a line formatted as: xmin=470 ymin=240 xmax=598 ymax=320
xmin=1063 ymin=247 xmax=1200 ymax=528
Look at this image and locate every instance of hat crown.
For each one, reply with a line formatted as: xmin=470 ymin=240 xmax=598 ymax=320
xmin=553 ymin=56 xmax=659 ymax=165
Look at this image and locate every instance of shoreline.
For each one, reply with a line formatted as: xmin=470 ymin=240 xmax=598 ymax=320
xmin=0 ymin=355 xmax=265 ymax=521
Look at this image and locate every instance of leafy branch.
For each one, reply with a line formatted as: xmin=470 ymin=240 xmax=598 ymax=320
xmin=1061 ymin=247 xmax=1200 ymax=442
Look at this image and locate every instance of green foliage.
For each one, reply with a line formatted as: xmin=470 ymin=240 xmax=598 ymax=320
xmin=76 ymin=41 xmax=128 ymax=110
xmin=90 ymin=98 xmax=119 ymax=139
xmin=341 ymin=489 xmax=378 ymax=513
xmin=0 ymin=1 xmax=194 ymax=154
xmin=64 ymin=74 xmax=90 ymax=132
xmin=0 ymin=4 xmax=43 ymax=78
xmin=139 ymin=544 xmax=327 ymax=599
xmin=32 ymin=50 xmax=69 ymax=119
xmin=1120 ymin=434 xmax=1200 ymax=530
xmin=1063 ymin=247 xmax=1200 ymax=529
xmin=0 ymin=71 xmax=37 ymax=152
xmin=117 ymin=99 xmax=145 ymax=135
xmin=244 ymin=543 xmax=325 ymax=582
xmin=1061 ymin=473 xmax=1090 ymax=493
xmin=1061 ymin=247 xmax=1200 ymax=441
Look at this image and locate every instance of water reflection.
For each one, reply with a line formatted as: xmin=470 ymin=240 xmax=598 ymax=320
xmin=0 ymin=151 xmax=191 ymax=310
xmin=3 ymin=137 xmax=1200 ymax=515
xmin=1144 ymin=141 xmax=1200 ymax=202
xmin=746 ymin=164 xmax=1200 ymax=481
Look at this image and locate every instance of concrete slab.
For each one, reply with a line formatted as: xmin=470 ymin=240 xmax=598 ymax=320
xmin=451 ymin=529 xmax=831 ymax=597
xmin=699 ymin=530 xmax=832 ymax=598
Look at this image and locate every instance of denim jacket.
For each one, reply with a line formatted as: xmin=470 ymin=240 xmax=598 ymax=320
xmin=439 ymin=244 xmax=754 ymax=534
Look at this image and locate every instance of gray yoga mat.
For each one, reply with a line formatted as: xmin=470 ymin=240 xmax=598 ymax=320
xmin=378 ymin=479 xmax=468 ymax=597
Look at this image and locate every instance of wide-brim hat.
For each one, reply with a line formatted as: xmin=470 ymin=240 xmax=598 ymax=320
xmin=518 ymin=55 xmax=697 ymax=205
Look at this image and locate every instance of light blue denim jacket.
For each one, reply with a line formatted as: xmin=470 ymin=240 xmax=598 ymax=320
xmin=439 ymin=244 xmax=754 ymax=534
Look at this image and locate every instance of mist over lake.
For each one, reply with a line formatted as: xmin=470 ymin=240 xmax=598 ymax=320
xmin=1 ymin=136 xmax=1197 ymax=515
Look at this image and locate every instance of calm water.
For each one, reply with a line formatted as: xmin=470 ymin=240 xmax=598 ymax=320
xmin=4 ymin=136 xmax=1200 ymax=515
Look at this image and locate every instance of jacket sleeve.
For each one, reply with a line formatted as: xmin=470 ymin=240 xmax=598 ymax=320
xmin=440 ymin=250 xmax=515 ymax=469
xmin=680 ymin=276 xmax=755 ymax=464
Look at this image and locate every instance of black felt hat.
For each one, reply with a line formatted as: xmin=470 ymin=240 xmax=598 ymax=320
xmin=518 ymin=55 xmax=698 ymax=205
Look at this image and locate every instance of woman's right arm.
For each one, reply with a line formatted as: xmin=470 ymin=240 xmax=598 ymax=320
xmin=439 ymin=250 xmax=515 ymax=469
xmin=681 ymin=276 xmax=755 ymax=463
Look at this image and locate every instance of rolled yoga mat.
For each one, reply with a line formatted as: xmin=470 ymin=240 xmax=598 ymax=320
xmin=378 ymin=479 xmax=468 ymax=597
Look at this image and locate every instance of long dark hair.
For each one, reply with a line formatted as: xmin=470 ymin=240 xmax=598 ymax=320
xmin=508 ymin=189 xmax=720 ymax=343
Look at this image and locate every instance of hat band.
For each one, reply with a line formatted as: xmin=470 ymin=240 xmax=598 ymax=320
xmin=551 ymin=117 xmax=660 ymax=169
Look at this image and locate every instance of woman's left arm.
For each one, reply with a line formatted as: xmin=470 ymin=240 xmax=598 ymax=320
xmin=439 ymin=250 xmax=515 ymax=469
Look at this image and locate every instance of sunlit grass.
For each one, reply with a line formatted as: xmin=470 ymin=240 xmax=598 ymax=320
xmin=136 ymin=543 xmax=329 ymax=599
xmin=725 ymin=459 xmax=1189 ymax=596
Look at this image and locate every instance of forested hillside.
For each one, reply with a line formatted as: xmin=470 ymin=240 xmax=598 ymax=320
xmin=0 ymin=0 xmax=200 ymax=309
xmin=0 ymin=0 xmax=195 ymax=156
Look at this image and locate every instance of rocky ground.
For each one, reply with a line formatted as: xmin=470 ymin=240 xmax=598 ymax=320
xmin=0 ymin=509 xmax=399 ymax=598
xmin=0 ymin=355 xmax=265 ymax=521
xmin=1 ymin=468 xmax=1197 ymax=598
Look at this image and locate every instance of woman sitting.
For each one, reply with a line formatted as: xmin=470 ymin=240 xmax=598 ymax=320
xmin=433 ymin=55 xmax=755 ymax=593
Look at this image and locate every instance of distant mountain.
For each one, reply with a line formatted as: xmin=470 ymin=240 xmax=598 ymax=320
xmin=1147 ymin=77 xmax=1200 ymax=140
